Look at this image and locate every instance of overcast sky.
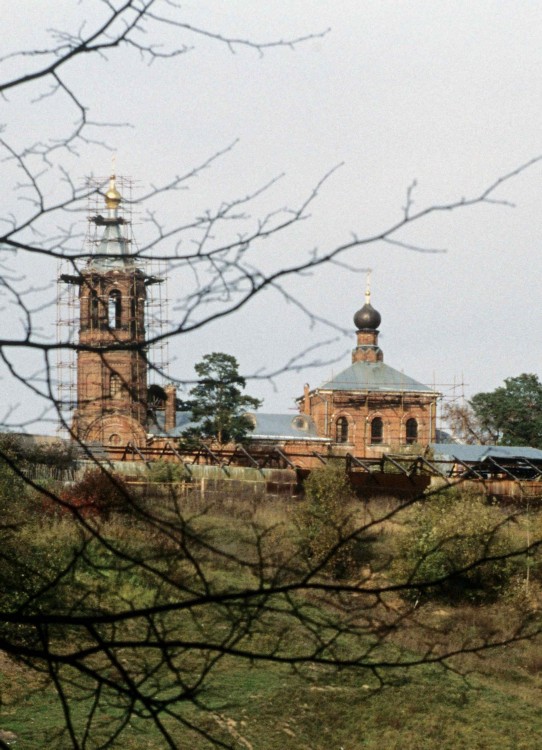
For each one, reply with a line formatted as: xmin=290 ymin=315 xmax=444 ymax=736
xmin=3 ymin=1 xmax=542 ymax=432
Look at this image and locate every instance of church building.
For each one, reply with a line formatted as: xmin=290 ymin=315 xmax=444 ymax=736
xmin=61 ymin=176 xmax=438 ymax=461
xmin=297 ymin=286 xmax=439 ymax=457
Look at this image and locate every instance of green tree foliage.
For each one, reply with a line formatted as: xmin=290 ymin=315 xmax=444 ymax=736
xmin=393 ymin=489 xmax=518 ymax=602
xmin=295 ymin=461 xmax=357 ymax=578
xmin=182 ymin=352 xmax=262 ymax=445
xmin=469 ymin=373 xmax=542 ymax=448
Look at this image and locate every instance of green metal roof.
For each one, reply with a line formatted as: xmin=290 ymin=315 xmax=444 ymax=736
xmin=431 ymin=443 xmax=542 ymax=462
xmin=318 ymin=361 xmax=436 ymax=394
xmin=247 ymin=413 xmax=326 ymax=441
xmin=89 ymin=221 xmax=134 ymax=270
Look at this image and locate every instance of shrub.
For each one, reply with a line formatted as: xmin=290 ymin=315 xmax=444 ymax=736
xmin=57 ymin=469 xmax=134 ymax=519
xmin=0 ymin=521 xmax=80 ymax=648
xmin=295 ymin=461 xmax=358 ymax=579
xmin=147 ymin=460 xmax=189 ymax=483
xmin=393 ymin=489 xmax=518 ymax=602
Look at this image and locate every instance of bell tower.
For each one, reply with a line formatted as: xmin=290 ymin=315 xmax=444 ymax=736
xmin=61 ymin=175 xmax=154 ymax=448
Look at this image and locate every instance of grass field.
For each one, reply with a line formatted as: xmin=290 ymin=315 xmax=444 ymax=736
xmin=4 ymin=633 xmax=542 ymax=749
xmin=2 ymin=480 xmax=542 ymax=749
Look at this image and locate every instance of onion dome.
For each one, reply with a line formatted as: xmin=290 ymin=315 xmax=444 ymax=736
xmin=354 ymin=302 xmax=381 ymax=330
xmin=105 ymin=174 xmax=122 ymax=209
xmin=353 ymin=281 xmax=381 ymax=330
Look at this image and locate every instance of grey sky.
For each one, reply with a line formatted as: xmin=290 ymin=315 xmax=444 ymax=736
xmin=2 ymin=1 xmax=542 ymax=431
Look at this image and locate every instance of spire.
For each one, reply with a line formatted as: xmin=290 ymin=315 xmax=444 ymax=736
xmin=352 ymin=275 xmax=383 ymax=364
xmin=353 ymin=273 xmax=381 ymax=331
xmin=365 ymin=270 xmax=371 ymax=305
xmin=89 ymin=171 xmax=130 ymax=266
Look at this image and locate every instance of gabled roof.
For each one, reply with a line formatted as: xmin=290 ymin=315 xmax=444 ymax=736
xmin=318 ymin=360 xmax=436 ymax=394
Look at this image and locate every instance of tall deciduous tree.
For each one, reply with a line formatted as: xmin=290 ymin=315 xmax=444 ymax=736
xmin=470 ymin=373 xmax=542 ymax=448
xmin=183 ymin=352 xmax=262 ymax=445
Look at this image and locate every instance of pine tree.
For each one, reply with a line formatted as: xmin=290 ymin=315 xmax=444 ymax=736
xmin=183 ymin=353 xmax=262 ymax=445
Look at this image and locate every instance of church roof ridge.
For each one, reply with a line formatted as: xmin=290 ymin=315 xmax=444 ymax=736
xmin=318 ymin=360 xmax=436 ymax=394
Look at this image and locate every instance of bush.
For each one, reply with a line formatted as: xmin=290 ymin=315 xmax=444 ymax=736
xmin=393 ymin=489 xmax=518 ymax=602
xmin=295 ymin=461 xmax=358 ymax=579
xmin=56 ymin=469 xmax=134 ymax=519
xmin=0 ymin=520 xmax=81 ymax=648
xmin=147 ymin=460 xmax=189 ymax=483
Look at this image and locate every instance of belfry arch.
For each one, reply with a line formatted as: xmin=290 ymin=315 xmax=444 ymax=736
xmin=108 ymin=289 xmax=122 ymax=329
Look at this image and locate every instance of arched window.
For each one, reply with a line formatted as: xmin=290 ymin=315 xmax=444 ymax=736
xmin=406 ymin=417 xmax=418 ymax=444
xmin=335 ymin=416 xmax=349 ymax=443
xmin=110 ymin=374 xmax=122 ymax=399
xmin=108 ymin=290 xmax=122 ymax=329
xmin=90 ymin=290 xmax=99 ymax=328
xmin=370 ymin=417 xmax=383 ymax=444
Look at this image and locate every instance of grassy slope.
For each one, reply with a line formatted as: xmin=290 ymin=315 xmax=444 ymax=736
xmin=4 ymin=651 xmax=542 ymax=749
xmin=2 ymin=491 xmax=542 ymax=749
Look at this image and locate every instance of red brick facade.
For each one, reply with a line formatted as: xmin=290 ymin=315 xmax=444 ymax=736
xmin=300 ymin=389 xmax=437 ymax=458
xmin=298 ymin=295 xmax=439 ymax=458
xmin=65 ymin=178 xmax=149 ymax=448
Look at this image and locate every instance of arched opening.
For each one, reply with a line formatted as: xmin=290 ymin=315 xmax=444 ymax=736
xmin=370 ymin=417 xmax=383 ymax=444
xmin=147 ymin=384 xmax=167 ymax=410
xmin=90 ymin=290 xmax=99 ymax=328
xmin=108 ymin=290 xmax=122 ymax=329
xmin=406 ymin=417 xmax=418 ymax=444
xmin=335 ymin=416 xmax=349 ymax=443
xmin=110 ymin=374 xmax=122 ymax=399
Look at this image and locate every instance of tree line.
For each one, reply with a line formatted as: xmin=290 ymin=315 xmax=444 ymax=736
xmin=443 ymin=373 xmax=542 ymax=449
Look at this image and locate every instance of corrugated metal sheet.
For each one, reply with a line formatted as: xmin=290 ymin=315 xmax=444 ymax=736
xmin=431 ymin=443 xmax=542 ymax=462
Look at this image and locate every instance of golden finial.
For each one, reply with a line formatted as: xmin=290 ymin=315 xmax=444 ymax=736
xmin=365 ymin=270 xmax=372 ymax=305
xmin=105 ymin=173 xmax=122 ymax=209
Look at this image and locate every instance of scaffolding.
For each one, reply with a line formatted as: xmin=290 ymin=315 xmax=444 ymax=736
xmin=56 ymin=263 xmax=78 ymax=434
xmin=56 ymin=176 xmax=170 ymax=438
xmin=434 ymin=374 xmax=469 ymax=442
